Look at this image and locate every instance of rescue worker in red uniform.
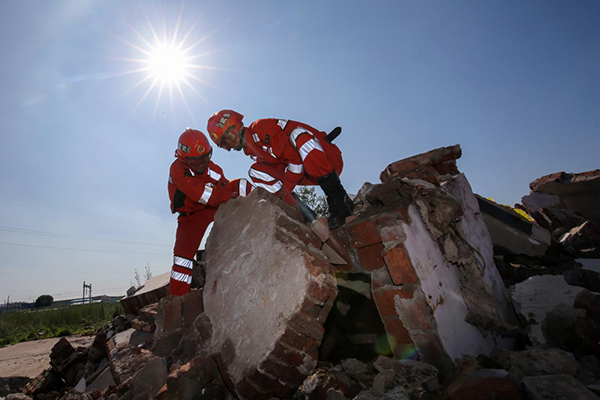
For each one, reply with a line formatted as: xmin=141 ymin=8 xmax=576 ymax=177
xmin=168 ymin=128 xmax=252 ymax=296
xmin=206 ymin=110 xmax=354 ymax=229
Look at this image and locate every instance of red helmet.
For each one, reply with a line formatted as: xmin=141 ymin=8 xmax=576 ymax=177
xmin=206 ymin=110 xmax=244 ymax=146
xmin=175 ymin=128 xmax=212 ymax=173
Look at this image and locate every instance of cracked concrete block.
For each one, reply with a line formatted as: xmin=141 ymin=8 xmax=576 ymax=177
xmin=510 ymin=275 xmax=584 ymax=345
xmin=529 ymin=169 xmax=600 ymax=225
xmin=204 ymin=189 xmax=337 ymax=399
xmin=523 ymin=374 xmax=598 ymax=400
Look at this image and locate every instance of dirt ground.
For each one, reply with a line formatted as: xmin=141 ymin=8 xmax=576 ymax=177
xmin=0 ymin=335 xmax=94 ymax=378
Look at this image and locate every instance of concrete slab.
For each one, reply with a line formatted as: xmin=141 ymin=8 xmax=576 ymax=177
xmin=511 ymin=275 xmax=584 ymax=345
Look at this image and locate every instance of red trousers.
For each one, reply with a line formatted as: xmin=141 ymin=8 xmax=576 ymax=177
xmin=169 ymin=207 xmax=217 ymax=296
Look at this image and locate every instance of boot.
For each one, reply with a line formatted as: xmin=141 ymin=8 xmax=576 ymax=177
xmin=317 ymin=171 xmax=354 ymax=229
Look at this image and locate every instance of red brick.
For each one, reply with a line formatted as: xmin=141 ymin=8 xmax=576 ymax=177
xmin=299 ymin=297 xmax=322 ymax=320
xmin=260 ymin=356 xmax=306 ymax=386
xmin=371 ymin=267 xmax=394 ymax=290
xmin=182 ymin=289 xmax=204 ymax=328
xmin=357 ymin=243 xmax=385 ymax=271
xmin=381 ymin=318 xmax=418 ymax=360
xmin=379 ymin=225 xmax=405 ymax=245
xmin=303 ymin=253 xmax=335 ymax=277
xmin=396 ymin=300 xmax=434 ymax=330
xmin=373 ymin=288 xmax=414 ymax=317
xmin=383 ymin=245 xmax=419 ymax=285
xmin=288 ymin=313 xmax=325 ymax=341
xmin=247 ymin=368 xmax=293 ymax=397
xmin=271 ymin=342 xmax=305 ymax=367
xmin=279 ymin=327 xmax=310 ymax=349
xmin=388 ymin=160 xmax=420 ymax=174
xmin=307 ymin=280 xmax=336 ymax=305
xmin=381 ymin=317 xmax=414 ymax=361
xmin=349 ymin=220 xmax=382 ymax=248
xmin=160 ymin=296 xmax=183 ymax=333
xmin=434 ymin=161 xmax=459 ymax=176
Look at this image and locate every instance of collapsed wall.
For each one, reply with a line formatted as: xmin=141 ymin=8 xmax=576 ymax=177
xmin=204 ymin=190 xmax=338 ymax=399
xmin=331 ymin=145 xmax=520 ymax=377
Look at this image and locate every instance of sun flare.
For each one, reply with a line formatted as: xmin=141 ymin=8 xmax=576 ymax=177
xmin=116 ymin=4 xmax=221 ymax=118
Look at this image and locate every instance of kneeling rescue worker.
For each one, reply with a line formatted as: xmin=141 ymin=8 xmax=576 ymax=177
xmin=168 ymin=128 xmax=253 ymax=296
xmin=206 ymin=110 xmax=354 ymax=229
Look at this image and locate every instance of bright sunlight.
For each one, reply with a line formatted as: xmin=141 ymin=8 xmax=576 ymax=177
xmin=116 ymin=3 xmax=221 ymax=118
xmin=147 ymin=43 xmax=188 ymax=83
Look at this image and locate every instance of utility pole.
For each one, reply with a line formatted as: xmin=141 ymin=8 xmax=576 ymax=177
xmin=83 ymin=281 xmax=92 ymax=305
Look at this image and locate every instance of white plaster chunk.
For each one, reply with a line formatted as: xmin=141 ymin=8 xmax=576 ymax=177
xmin=401 ymin=205 xmax=501 ymax=361
xmin=440 ymin=174 xmax=515 ymax=325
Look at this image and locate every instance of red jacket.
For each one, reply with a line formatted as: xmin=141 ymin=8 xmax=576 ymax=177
xmin=244 ymin=119 xmax=332 ymax=193
xmin=168 ymin=159 xmax=233 ymax=214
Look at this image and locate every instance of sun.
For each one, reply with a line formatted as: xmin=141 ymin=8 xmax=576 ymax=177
xmin=115 ymin=4 xmax=221 ymax=118
xmin=147 ymin=42 xmax=188 ymax=84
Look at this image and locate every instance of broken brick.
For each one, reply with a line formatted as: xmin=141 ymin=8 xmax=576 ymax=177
xmin=373 ymin=288 xmax=414 ymax=317
xmin=356 ymin=243 xmax=386 ymax=271
xmin=383 ymin=244 xmax=419 ymax=285
xmin=349 ymin=220 xmax=382 ymax=248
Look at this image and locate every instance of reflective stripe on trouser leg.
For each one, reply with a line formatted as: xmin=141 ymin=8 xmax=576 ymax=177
xmin=170 ymin=208 xmax=217 ymax=296
xmin=301 ymin=136 xmax=344 ymax=179
xmin=248 ymin=166 xmax=283 ymax=193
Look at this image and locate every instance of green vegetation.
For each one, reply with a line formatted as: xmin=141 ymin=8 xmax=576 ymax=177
xmin=0 ymin=302 xmax=122 ymax=347
xmin=295 ymin=186 xmax=329 ymax=218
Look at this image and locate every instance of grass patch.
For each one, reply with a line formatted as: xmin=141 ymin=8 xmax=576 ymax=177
xmin=0 ymin=302 xmax=122 ymax=346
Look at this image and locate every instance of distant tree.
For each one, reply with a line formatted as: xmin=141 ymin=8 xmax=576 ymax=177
xmin=35 ymin=294 xmax=54 ymax=308
xmin=131 ymin=263 xmax=154 ymax=288
xmin=294 ymin=187 xmax=328 ymax=218
xmin=143 ymin=263 xmax=153 ymax=282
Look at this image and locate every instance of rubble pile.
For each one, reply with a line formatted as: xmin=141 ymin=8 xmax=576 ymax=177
xmin=5 ymin=146 xmax=600 ymax=400
xmin=454 ymin=167 xmax=600 ymax=292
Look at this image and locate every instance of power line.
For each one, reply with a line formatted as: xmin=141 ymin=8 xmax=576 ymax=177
xmin=0 ymin=225 xmax=170 ymax=247
xmin=0 ymin=241 xmax=165 ymax=255
xmin=0 ymin=195 xmax=170 ymax=229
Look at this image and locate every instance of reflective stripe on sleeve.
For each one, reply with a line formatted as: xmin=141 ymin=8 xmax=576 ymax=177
xmin=168 ymin=175 xmax=173 ymax=184
xmin=173 ymin=256 xmax=194 ymax=270
xmin=208 ymin=168 xmax=222 ymax=182
xmin=277 ymin=119 xmax=288 ymax=129
xmin=289 ymin=127 xmax=311 ymax=149
xmin=287 ymin=163 xmax=304 ymax=174
xmin=299 ymin=138 xmax=324 ymax=161
xmin=249 ymin=169 xmax=276 ymax=183
xmin=199 ymin=184 xmax=213 ymax=204
xmin=171 ymin=271 xmax=192 ymax=284
xmin=239 ymin=179 xmax=249 ymax=197
xmin=252 ymin=133 xmax=260 ymax=143
xmin=254 ymin=180 xmax=283 ymax=193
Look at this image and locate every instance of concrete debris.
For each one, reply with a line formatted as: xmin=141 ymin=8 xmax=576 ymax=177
xmin=447 ymin=369 xmax=524 ymax=400
xmin=510 ymin=275 xmax=584 ymax=346
xmin=18 ymin=146 xmax=600 ymax=400
xmin=476 ymin=195 xmax=551 ymax=258
xmin=528 ymin=169 xmax=600 ymax=224
xmin=120 ymin=271 xmax=170 ymax=315
xmin=204 ymin=189 xmax=338 ymax=399
xmin=522 ymin=374 xmax=599 ymax=400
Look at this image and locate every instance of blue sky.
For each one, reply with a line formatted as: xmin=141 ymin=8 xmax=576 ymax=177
xmin=0 ymin=1 xmax=598 ymax=302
